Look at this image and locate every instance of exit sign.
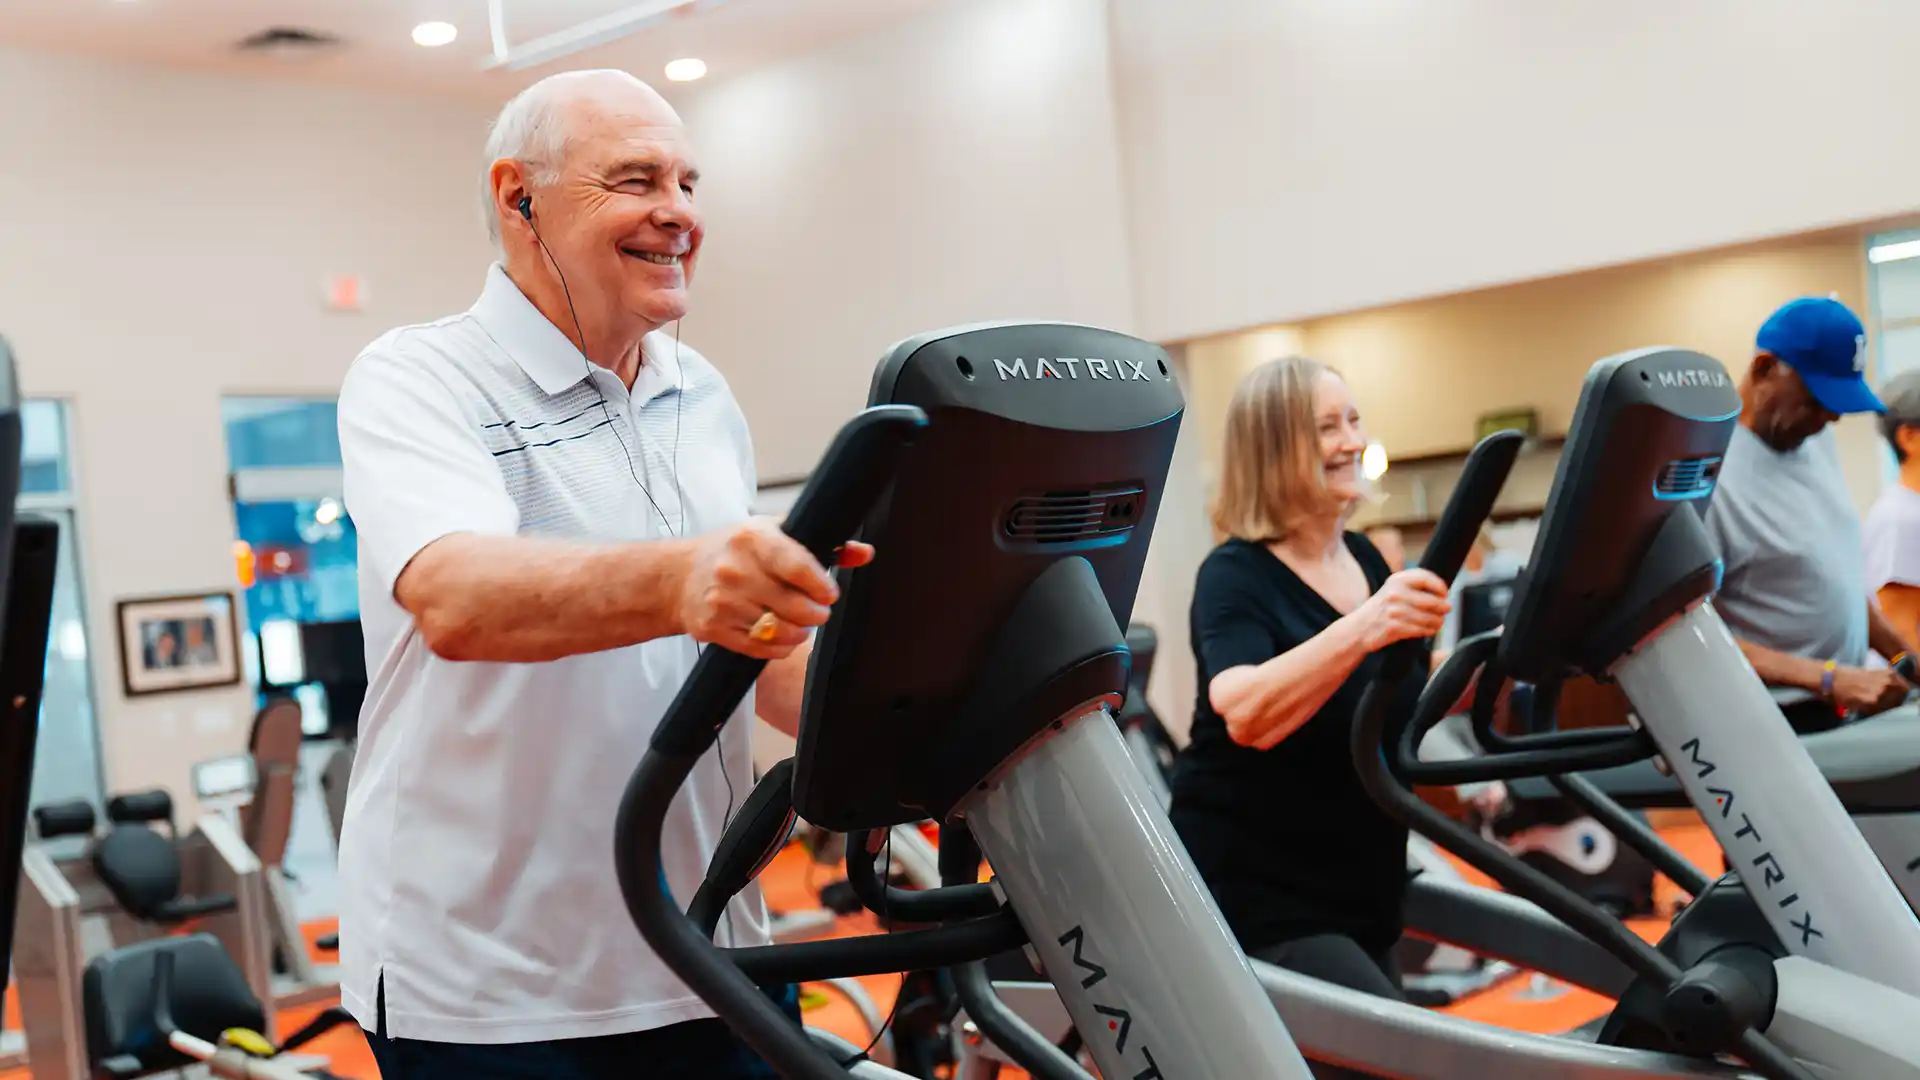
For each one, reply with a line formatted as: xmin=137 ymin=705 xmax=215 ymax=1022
xmin=325 ymin=275 xmax=366 ymax=312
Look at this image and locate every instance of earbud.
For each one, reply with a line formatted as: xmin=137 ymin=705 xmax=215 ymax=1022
xmin=517 ymin=195 xmax=532 ymax=221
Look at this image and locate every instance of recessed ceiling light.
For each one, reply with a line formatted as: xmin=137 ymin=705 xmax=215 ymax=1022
xmin=412 ymin=21 xmax=458 ymax=48
xmin=1869 ymin=239 xmax=1920 ymax=265
xmin=664 ymin=57 xmax=707 ymax=82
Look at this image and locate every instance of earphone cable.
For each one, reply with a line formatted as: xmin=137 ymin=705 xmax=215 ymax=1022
xmin=529 ymin=222 xmax=679 ymax=539
xmin=527 ymin=203 xmax=746 ymax=945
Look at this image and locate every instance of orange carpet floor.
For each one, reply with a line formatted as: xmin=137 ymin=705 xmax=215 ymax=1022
xmin=2 ymin=820 xmax=1725 ymax=1078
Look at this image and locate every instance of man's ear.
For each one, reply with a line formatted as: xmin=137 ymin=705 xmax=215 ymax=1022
xmin=1750 ymin=352 xmax=1780 ymax=381
xmin=489 ymin=158 xmax=533 ymax=229
xmin=1898 ymin=424 xmax=1920 ymax=462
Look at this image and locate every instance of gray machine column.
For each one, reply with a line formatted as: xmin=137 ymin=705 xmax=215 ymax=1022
xmin=963 ymin=707 xmax=1315 ymax=1080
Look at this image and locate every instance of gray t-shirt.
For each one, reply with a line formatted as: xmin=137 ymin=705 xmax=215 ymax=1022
xmin=1864 ymin=483 xmax=1920 ymax=593
xmin=1701 ymin=425 xmax=1865 ymax=704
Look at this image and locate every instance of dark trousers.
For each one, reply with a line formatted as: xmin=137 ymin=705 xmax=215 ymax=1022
xmin=363 ymin=983 xmax=802 ymax=1080
xmin=1250 ymin=933 xmax=1407 ymax=1002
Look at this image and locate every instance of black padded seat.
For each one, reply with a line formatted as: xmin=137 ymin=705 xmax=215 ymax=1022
xmin=91 ymin=826 xmax=235 ymax=924
xmin=84 ymin=934 xmax=267 ymax=1079
xmin=32 ymin=797 xmax=97 ymax=839
xmin=107 ymin=789 xmax=178 ymax=830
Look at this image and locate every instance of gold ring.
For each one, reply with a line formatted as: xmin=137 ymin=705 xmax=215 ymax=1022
xmin=749 ymin=611 xmax=780 ymax=643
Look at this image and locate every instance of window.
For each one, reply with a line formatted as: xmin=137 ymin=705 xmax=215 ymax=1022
xmin=222 ymin=397 xmax=341 ymax=470
xmin=19 ymin=399 xmax=103 ymax=827
xmin=1868 ymin=228 xmax=1920 ymax=481
xmin=222 ymin=397 xmax=355 ymax=735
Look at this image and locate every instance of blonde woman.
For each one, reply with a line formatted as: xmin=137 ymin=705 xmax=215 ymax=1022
xmin=1168 ymin=356 xmax=1451 ymax=1000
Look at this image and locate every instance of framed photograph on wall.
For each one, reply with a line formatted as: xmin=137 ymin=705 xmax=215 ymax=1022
xmin=117 ymin=591 xmax=242 ymax=697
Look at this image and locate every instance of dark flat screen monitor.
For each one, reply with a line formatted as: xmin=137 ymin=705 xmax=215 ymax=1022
xmin=1458 ymin=576 xmax=1517 ymax=640
xmin=299 ymin=620 xmax=366 ymax=735
xmin=0 ymin=336 xmax=59 ymax=1018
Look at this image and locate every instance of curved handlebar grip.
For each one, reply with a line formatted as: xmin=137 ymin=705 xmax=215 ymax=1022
xmin=1417 ymin=430 xmax=1526 ymax=587
xmin=1360 ymin=429 xmax=1527 ymax=779
xmin=777 ymin=405 xmax=930 ymax=564
xmin=650 ymin=405 xmax=930 ymax=758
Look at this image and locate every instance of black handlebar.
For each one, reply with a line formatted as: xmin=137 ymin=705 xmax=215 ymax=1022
xmin=1365 ymin=430 xmax=1524 ymax=745
xmin=1419 ymin=430 xmax=1526 ymax=585
xmin=688 ymin=760 xmax=801 ymax=937
xmin=652 ymin=405 xmax=932 ymax=758
xmin=617 ymin=405 xmax=929 ymax=1080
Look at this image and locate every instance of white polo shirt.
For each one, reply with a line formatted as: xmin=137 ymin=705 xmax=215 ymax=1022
xmin=334 ymin=263 xmax=770 ymax=1044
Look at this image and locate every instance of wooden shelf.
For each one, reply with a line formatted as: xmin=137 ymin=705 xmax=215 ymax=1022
xmin=1389 ymin=434 xmax=1566 ymax=469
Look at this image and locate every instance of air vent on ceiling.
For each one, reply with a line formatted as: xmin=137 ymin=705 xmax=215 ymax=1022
xmin=236 ymin=27 xmax=343 ymax=54
xmin=1004 ymin=486 xmax=1145 ymax=545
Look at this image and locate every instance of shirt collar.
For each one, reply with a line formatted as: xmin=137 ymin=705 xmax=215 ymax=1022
xmin=471 ymin=262 xmax=682 ymax=405
xmin=472 ymin=262 xmax=587 ymax=396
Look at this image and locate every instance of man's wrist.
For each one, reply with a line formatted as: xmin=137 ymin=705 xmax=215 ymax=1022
xmin=1819 ymin=659 xmax=1838 ymax=699
xmin=623 ymin=537 xmax=697 ymax=635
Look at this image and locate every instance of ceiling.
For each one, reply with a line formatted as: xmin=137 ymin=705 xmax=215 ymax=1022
xmin=0 ymin=0 xmax=952 ymax=102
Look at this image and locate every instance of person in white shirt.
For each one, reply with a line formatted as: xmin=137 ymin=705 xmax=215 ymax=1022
xmin=1865 ymin=371 xmax=1920 ymax=649
xmin=334 ymin=69 xmax=868 ymax=1079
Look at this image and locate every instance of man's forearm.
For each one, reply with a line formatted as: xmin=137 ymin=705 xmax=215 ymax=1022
xmin=398 ymin=533 xmax=693 ymax=662
xmin=1734 ymin=637 xmax=1827 ymax=692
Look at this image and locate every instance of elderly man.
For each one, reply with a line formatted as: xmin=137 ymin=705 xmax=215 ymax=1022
xmin=1702 ymin=296 xmax=1913 ymax=734
xmin=334 ymin=69 xmax=861 ymax=1079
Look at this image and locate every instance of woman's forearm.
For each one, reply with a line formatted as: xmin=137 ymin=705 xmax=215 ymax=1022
xmin=1210 ymin=613 xmax=1373 ymax=749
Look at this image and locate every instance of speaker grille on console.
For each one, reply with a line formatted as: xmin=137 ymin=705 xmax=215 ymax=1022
xmin=1654 ymin=456 xmax=1721 ymax=500
xmin=1004 ymin=486 xmax=1144 ymax=543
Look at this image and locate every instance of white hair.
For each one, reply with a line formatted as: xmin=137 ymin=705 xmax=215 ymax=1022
xmin=480 ymin=69 xmax=655 ymax=248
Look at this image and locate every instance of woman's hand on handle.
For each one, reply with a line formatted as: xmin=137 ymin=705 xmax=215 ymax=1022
xmin=1353 ymin=569 xmax=1451 ymax=652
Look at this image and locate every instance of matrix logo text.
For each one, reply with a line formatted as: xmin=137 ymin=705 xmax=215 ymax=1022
xmin=1059 ymin=925 xmax=1163 ymax=1079
xmin=993 ymin=357 xmax=1156 ymax=382
xmin=1656 ymin=369 xmax=1729 ymax=389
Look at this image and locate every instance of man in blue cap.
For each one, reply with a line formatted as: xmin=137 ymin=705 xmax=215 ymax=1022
xmin=1703 ymin=296 xmax=1917 ymax=733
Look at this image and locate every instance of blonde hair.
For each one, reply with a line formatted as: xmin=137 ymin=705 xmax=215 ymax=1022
xmin=1211 ymin=356 xmax=1352 ymax=543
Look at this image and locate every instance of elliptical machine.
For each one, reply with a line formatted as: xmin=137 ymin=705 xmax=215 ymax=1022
xmin=622 ymin=328 xmax=1920 ymax=1080
xmin=616 ymin=320 xmax=1318 ymax=1080
xmin=1354 ymin=346 xmax=1920 ymax=1077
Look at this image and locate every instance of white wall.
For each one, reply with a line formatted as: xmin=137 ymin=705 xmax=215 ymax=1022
xmin=1110 ymin=0 xmax=1920 ymax=343
xmin=0 ymin=46 xmax=495 ymax=814
xmin=674 ymin=0 xmax=1137 ymax=475
xmin=0 ymin=0 xmax=1153 ymax=806
xmin=669 ymin=0 xmax=1183 ymax=759
xmin=16 ymin=0 xmax=1913 ymax=810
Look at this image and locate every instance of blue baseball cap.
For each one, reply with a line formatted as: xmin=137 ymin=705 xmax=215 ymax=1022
xmin=1756 ymin=296 xmax=1882 ymax=415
